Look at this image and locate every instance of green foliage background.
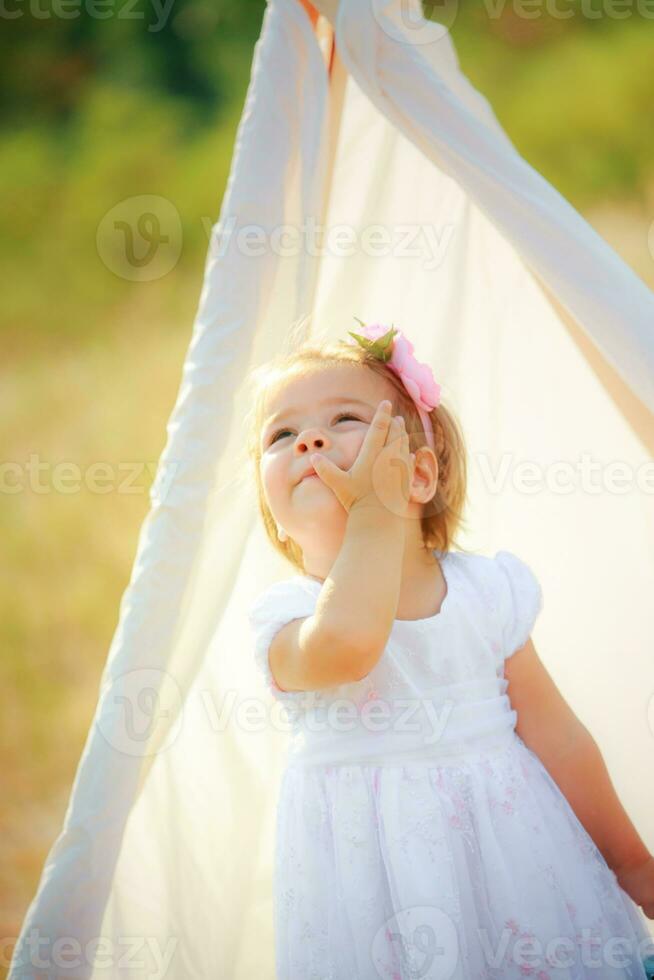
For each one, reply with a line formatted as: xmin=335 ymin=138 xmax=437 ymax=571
xmin=1 ymin=2 xmax=654 ymax=344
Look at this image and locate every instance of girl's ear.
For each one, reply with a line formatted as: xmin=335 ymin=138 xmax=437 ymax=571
xmin=411 ymin=447 xmax=438 ymax=503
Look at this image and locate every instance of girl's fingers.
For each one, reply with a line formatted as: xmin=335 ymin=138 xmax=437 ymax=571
xmin=359 ymin=400 xmax=394 ymax=457
xmin=390 ymin=416 xmax=409 ymax=450
xmin=309 ymin=452 xmax=342 ymax=490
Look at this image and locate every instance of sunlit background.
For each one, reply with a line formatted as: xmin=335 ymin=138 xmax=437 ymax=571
xmin=2 ymin=0 xmax=654 ymax=970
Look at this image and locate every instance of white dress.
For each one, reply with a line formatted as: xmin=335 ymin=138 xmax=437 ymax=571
xmin=247 ymin=549 xmax=652 ymax=980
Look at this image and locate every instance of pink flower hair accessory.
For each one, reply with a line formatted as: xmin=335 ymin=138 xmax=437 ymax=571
xmin=346 ymin=317 xmax=441 ymax=451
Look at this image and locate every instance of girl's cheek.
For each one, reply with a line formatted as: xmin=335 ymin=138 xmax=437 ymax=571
xmin=261 ymin=454 xmax=288 ymax=495
xmin=344 ymin=431 xmax=366 ymax=465
xmin=259 ymin=456 xmax=274 ymax=494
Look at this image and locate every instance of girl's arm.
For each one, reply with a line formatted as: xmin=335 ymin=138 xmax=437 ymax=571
xmin=320 ymin=499 xmax=406 ymax=665
xmin=269 ymin=500 xmax=406 ymax=692
xmin=270 ymin=407 xmax=410 ymax=692
xmin=505 ymin=639 xmax=652 ymax=882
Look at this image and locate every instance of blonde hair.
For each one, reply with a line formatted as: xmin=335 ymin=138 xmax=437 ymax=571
xmin=244 ymin=339 xmax=471 ymax=574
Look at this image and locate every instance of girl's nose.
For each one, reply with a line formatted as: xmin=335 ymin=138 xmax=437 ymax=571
xmin=295 ymin=428 xmax=329 ymax=452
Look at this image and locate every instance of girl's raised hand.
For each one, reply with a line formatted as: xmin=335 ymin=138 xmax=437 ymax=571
xmin=309 ymin=399 xmax=415 ymax=518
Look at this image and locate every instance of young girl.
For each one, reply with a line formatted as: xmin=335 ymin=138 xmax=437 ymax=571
xmin=245 ymin=320 xmax=654 ymax=980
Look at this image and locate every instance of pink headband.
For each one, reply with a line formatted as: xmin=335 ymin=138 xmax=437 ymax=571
xmin=345 ymin=319 xmax=441 ymax=451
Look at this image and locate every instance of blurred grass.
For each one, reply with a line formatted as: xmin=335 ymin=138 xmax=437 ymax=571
xmin=0 ymin=282 xmax=196 ymax=953
xmin=1 ymin=84 xmax=238 ymax=347
xmin=2 ymin=7 xmax=654 ymax=970
xmin=479 ymin=23 xmax=654 ymax=208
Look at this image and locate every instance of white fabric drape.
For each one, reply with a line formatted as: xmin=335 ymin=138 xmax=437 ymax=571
xmin=10 ymin=0 xmax=653 ymax=976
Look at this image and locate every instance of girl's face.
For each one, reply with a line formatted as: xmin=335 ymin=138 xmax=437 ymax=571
xmin=259 ymin=364 xmax=397 ymax=563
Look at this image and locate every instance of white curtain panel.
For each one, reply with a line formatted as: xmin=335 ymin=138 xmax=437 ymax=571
xmin=9 ymin=1 xmax=653 ymax=977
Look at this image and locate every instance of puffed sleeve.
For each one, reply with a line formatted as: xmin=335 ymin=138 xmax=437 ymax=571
xmin=246 ymin=577 xmax=319 ymax=703
xmin=494 ymin=550 xmax=543 ymax=662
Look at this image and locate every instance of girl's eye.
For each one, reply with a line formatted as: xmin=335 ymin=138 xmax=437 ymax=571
xmin=269 ymin=428 xmax=292 ymax=445
xmin=268 ymin=412 xmax=362 ymax=445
